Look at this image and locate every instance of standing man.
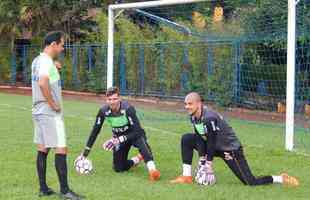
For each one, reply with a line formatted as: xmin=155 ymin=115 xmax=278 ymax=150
xmin=32 ymin=31 xmax=84 ymax=199
xmin=170 ymin=92 xmax=299 ymax=187
xmin=79 ymin=87 xmax=161 ymax=181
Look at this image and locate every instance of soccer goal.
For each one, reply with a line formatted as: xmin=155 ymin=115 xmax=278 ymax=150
xmin=106 ymin=0 xmax=310 ymax=152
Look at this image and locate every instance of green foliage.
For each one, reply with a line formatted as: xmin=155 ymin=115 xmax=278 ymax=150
xmin=0 ymin=1 xmax=21 ymax=43
xmin=240 ymin=0 xmax=287 ymax=39
xmin=207 ymin=45 xmax=234 ymax=107
xmin=80 ymin=66 xmax=105 ymax=94
xmin=187 ymin=44 xmax=208 ymax=95
xmin=115 ymin=15 xmax=154 ymax=44
xmin=85 ymin=13 xmax=109 ymax=43
xmin=62 ymin=54 xmax=74 ymax=89
xmin=160 ymin=44 xmax=183 ymax=94
xmin=87 ymin=12 xmax=156 ymax=45
xmin=0 ymin=0 xmax=100 ymax=44
xmin=241 ymin=41 xmax=287 ymax=97
xmin=59 ymin=45 xmax=107 ymax=93
xmin=154 ymin=23 xmax=191 ymax=43
xmin=0 ymin=47 xmax=11 ymax=82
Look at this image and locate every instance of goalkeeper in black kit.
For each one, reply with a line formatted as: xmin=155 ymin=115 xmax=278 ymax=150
xmin=78 ymin=87 xmax=160 ymax=181
xmin=170 ymin=92 xmax=299 ymax=187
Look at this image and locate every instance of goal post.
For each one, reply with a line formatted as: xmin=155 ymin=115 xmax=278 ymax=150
xmin=285 ymin=0 xmax=299 ymax=151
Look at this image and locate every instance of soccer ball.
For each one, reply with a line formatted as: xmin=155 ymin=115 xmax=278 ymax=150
xmin=74 ymin=156 xmax=93 ymax=175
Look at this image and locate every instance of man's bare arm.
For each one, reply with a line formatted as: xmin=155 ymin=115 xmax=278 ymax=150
xmin=38 ymin=75 xmax=61 ymax=112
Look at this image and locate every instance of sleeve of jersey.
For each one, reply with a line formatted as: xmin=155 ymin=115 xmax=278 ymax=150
xmin=205 ymin=118 xmax=218 ymax=162
xmin=125 ymin=106 xmax=144 ymax=141
xmin=38 ymin=59 xmax=52 ymax=78
xmin=83 ymin=109 xmax=105 ymax=156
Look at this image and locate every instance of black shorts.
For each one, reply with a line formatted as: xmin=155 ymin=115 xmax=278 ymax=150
xmin=181 ymin=133 xmax=273 ymax=186
xmin=113 ymin=135 xmax=154 ymax=172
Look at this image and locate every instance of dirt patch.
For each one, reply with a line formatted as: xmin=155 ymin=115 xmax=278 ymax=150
xmin=1 ymin=85 xmax=309 ymax=128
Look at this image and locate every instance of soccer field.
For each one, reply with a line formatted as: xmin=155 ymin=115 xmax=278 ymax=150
xmin=0 ymin=92 xmax=309 ymax=200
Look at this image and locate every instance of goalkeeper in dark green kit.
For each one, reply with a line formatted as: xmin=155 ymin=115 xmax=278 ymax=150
xmin=171 ymin=92 xmax=299 ymax=187
xmin=78 ymin=87 xmax=160 ymax=181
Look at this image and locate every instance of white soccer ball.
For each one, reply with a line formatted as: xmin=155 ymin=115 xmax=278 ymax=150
xmin=74 ymin=156 xmax=93 ymax=175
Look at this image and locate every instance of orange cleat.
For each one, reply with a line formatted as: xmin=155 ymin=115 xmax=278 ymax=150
xmin=170 ymin=176 xmax=193 ymax=184
xmin=149 ymin=169 xmax=161 ymax=181
xmin=281 ymin=173 xmax=299 ymax=187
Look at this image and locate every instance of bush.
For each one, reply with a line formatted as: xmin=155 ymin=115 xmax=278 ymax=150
xmin=0 ymin=47 xmax=12 ymax=83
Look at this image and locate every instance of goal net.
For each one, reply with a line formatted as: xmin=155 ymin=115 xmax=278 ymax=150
xmin=106 ymin=0 xmax=310 ymax=152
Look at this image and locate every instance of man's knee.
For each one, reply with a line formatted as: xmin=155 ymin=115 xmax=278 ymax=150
xmin=113 ymin=167 xmax=125 ymax=173
xmin=181 ymin=133 xmax=195 ymax=146
xmin=37 ymin=144 xmax=49 ymax=153
xmin=133 ymin=137 xmax=153 ymax=162
xmin=241 ymin=177 xmax=257 ymax=186
xmin=113 ymin=164 xmax=129 ymax=173
xmin=55 ymin=147 xmax=68 ymax=155
xmin=245 ymin=181 xmax=257 ymax=186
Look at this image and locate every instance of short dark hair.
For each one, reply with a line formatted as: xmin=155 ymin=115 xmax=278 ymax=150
xmin=106 ymin=86 xmax=120 ymax=97
xmin=44 ymin=31 xmax=65 ymax=47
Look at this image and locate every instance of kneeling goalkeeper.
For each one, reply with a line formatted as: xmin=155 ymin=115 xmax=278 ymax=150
xmin=79 ymin=87 xmax=160 ymax=181
xmin=171 ymin=92 xmax=299 ymax=187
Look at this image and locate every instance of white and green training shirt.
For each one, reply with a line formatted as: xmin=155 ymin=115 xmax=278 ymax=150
xmin=31 ymin=52 xmax=62 ymax=116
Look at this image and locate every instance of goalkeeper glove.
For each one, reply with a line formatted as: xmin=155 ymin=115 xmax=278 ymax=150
xmin=195 ymin=160 xmax=216 ymax=186
xmin=102 ymin=135 xmax=127 ymax=151
xmin=205 ymin=161 xmax=216 ymax=185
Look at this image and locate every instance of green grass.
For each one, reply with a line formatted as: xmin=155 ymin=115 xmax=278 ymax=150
xmin=0 ymin=92 xmax=309 ymax=200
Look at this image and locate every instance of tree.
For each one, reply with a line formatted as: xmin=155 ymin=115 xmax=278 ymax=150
xmin=0 ymin=0 xmax=104 ymax=44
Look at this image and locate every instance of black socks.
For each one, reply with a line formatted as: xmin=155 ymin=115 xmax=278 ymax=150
xmin=55 ymin=154 xmax=69 ymax=194
xmin=37 ymin=151 xmax=48 ymax=191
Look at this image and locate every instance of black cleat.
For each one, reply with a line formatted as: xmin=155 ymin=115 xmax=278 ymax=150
xmin=60 ymin=190 xmax=84 ymax=200
xmin=38 ymin=188 xmax=56 ymax=197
